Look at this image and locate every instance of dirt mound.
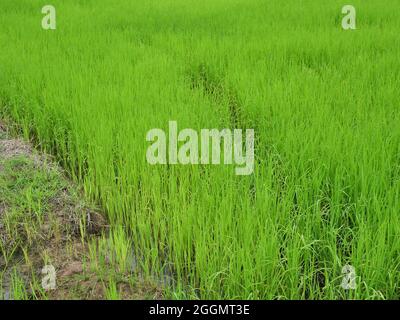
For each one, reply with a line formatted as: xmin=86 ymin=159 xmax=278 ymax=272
xmin=0 ymin=121 xmax=107 ymax=299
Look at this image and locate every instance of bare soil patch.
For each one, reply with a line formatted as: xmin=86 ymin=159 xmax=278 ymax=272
xmin=0 ymin=120 xmax=108 ymax=299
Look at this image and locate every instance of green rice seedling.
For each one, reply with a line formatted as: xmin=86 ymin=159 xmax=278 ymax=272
xmin=8 ymin=269 xmax=28 ymax=300
xmin=0 ymin=0 xmax=399 ymax=299
xmin=104 ymin=278 xmax=121 ymax=300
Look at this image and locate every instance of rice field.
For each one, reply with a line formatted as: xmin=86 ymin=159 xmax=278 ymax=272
xmin=0 ymin=0 xmax=399 ymax=299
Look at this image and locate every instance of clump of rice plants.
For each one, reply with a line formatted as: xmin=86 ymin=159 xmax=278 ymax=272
xmin=0 ymin=0 xmax=399 ymax=299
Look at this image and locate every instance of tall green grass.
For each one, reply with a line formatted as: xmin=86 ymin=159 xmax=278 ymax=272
xmin=1 ymin=0 xmax=399 ymax=299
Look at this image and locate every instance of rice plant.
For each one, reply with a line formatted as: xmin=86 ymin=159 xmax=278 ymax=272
xmin=0 ymin=0 xmax=399 ymax=299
